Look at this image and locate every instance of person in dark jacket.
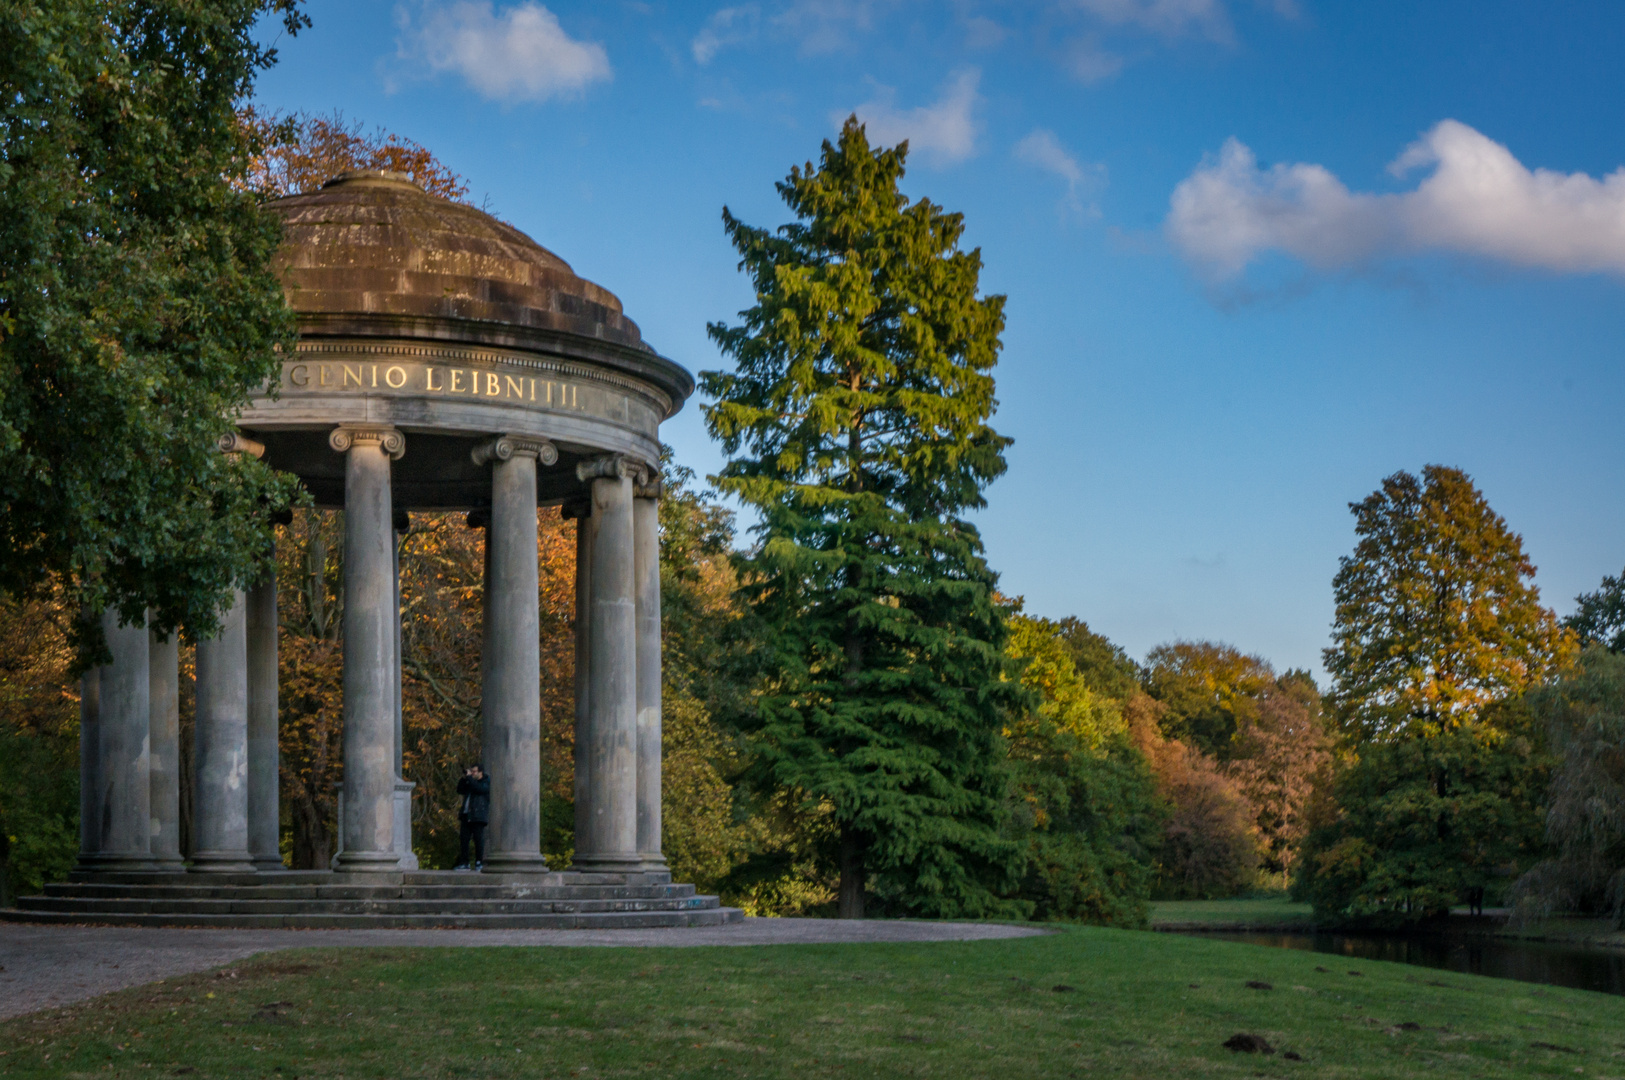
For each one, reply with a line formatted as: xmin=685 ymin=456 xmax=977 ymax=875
xmin=453 ymin=764 xmax=490 ymax=871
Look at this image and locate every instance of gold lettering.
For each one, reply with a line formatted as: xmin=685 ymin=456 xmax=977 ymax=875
xmin=289 ymin=364 xmax=310 ymax=388
xmin=504 ymin=375 xmax=522 ymax=398
xmin=371 ymin=364 xmax=378 ymax=388
xmin=571 ymin=385 xmax=578 ymax=408
xmin=529 ymin=377 xmax=536 ymax=401
xmin=342 ymin=364 xmax=363 ymax=388
xmin=385 ymin=365 xmax=408 ymax=389
xmin=451 ymin=369 xmax=465 ymax=393
xmin=545 ymin=381 xmax=552 ymax=405
xmin=426 ymin=366 xmax=443 ymax=392
xmin=485 ymin=372 xmax=499 ymax=396
xmin=319 ymin=365 xmax=331 ymax=387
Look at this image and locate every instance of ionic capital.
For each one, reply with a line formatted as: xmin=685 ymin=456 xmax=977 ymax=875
xmin=329 ymin=426 xmax=405 ymax=460
xmin=471 ymin=434 xmax=559 ymax=467
xmin=218 ymin=431 xmax=265 ymax=458
xmin=575 ymin=453 xmax=650 ymax=485
xmin=634 ymin=473 xmax=663 ymax=500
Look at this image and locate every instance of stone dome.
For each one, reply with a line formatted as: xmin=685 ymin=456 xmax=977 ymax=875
xmin=240 ymin=170 xmax=691 ymax=510
xmin=269 ymin=170 xmax=651 ymax=355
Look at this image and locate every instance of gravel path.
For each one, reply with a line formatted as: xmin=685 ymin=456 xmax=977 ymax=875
xmin=0 ymin=918 xmax=1046 ymax=1020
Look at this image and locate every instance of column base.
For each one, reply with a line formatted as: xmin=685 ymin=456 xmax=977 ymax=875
xmin=569 ymin=852 xmax=650 ymax=874
xmin=78 ymin=854 xmax=160 ymax=873
xmin=481 ymin=853 xmax=550 ymax=874
xmin=392 ymin=780 xmax=419 ymax=870
xmin=189 ymin=850 xmax=257 ymax=873
xmin=333 ymin=850 xmax=402 ymax=873
xmin=149 ymin=857 xmax=187 ymax=872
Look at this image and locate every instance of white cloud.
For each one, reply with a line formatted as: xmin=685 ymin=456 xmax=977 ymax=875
xmin=1071 ymin=0 xmax=1233 ymax=43
xmin=1063 ymin=35 xmax=1126 ymax=83
xmin=1167 ymin=120 xmax=1625 ymax=281
xmin=1016 ymin=129 xmax=1107 ymax=218
xmin=400 ymin=2 xmax=611 ymax=102
xmin=692 ymin=5 xmax=759 ymax=65
xmin=844 ymin=69 xmax=982 ymax=165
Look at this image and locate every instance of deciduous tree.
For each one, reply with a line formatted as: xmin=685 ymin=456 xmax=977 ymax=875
xmin=702 ymin=118 xmax=1022 ymax=918
xmin=1324 ymin=466 xmax=1576 ymax=742
xmin=0 ymin=0 xmax=308 ymax=656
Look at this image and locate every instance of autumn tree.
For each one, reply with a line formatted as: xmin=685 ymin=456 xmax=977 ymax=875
xmin=1324 ymin=466 xmax=1576 ymax=742
xmin=703 ymin=118 xmax=1022 ymax=918
xmin=241 ymin=109 xmax=473 ymax=201
xmin=0 ymin=0 xmax=307 ymax=657
xmin=1221 ymin=675 xmax=1332 ymax=875
xmin=0 ymin=595 xmax=79 ymax=902
xmin=1143 ymin=641 xmax=1276 ymax=759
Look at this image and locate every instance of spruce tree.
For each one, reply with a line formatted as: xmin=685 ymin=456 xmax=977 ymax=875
xmin=702 ymin=118 xmax=1021 ymax=918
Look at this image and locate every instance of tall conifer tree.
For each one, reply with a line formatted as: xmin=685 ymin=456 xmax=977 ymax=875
xmin=702 ymin=118 xmax=1021 ymax=918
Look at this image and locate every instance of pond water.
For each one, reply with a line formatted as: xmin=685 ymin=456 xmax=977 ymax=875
xmin=1201 ymin=931 xmax=1625 ymax=997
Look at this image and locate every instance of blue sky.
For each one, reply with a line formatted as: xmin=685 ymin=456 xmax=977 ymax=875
xmin=254 ymin=1 xmax=1625 ymax=676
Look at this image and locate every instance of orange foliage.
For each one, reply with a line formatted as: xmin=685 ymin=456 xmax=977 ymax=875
xmin=273 ymin=508 xmax=579 ymax=870
xmin=1126 ymin=693 xmax=1261 ymax=898
xmin=241 ymin=108 xmax=474 ymax=202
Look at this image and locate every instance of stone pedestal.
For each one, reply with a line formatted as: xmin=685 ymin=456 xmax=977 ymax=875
xmin=332 ymin=425 xmax=404 ymax=872
xmin=193 ymin=592 xmax=255 ymax=872
xmin=148 ymin=629 xmax=184 ymax=869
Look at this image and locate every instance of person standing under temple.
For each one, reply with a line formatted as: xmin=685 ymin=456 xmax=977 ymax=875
xmin=453 ymin=764 xmax=490 ymax=871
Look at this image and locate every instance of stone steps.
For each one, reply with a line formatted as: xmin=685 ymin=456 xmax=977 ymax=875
xmin=2 ymin=869 xmax=742 ymax=930
xmin=0 ymin=908 xmax=744 ymax=930
xmin=39 ymin=883 xmax=700 ymax=902
xmin=15 ymin=895 xmax=717 ymax=916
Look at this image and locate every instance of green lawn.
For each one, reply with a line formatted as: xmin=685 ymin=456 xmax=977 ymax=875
xmin=4 ymin=926 xmax=1622 ymax=1079
xmin=1150 ymin=896 xmax=1317 ymax=928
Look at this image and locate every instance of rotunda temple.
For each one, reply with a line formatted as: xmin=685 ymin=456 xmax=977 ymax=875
xmin=13 ymin=172 xmax=737 ymax=927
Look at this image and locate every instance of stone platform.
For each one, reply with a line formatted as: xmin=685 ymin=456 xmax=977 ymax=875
xmin=2 ymin=870 xmax=741 ymax=930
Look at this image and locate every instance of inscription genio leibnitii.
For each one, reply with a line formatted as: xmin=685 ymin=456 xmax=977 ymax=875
xmin=283 ymin=360 xmax=584 ymax=409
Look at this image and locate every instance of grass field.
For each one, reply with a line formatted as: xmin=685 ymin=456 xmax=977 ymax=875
xmin=4 ymin=926 xmax=1623 ymax=1079
xmin=1150 ymin=896 xmax=1317 ymax=928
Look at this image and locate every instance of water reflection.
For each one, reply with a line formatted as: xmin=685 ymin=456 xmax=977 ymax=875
xmin=1198 ymin=931 xmax=1625 ymax=996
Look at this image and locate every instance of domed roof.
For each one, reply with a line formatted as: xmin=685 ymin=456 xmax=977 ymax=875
xmin=269 ymin=170 xmax=648 ymax=351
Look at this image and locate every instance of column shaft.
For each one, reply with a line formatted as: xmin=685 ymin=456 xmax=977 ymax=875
xmin=575 ymin=465 xmax=639 ymax=870
xmin=390 ymin=521 xmax=418 ymax=870
xmin=571 ymin=506 xmax=594 ymax=858
xmin=335 ymin=430 xmax=401 ymax=871
xmin=87 ymin=610 xmax=153 ymax=869
xmin=633 ymin=490 xmax=666 ymax=870
xmin=148 ymin=628 xmax=183 ymax=868
xmin=193 ymin=591 xmax=254 ymax=871
xmin=247 ymin=573 xmax=281 ymax=870
xmin=482 ymin=449 xmax=547 ymax=871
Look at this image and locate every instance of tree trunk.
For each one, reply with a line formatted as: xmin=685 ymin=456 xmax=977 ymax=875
xmin=290 ymin=793 xmax=331 ymax=869
xmin=838 ymin=829 xmax=865 ymax=919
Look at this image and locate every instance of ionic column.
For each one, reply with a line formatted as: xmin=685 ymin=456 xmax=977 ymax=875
xmin=86 ymin=609 xmax=154 ymax=870
xmin=247 ymin=572 xmax=281 ymax=870
xmin=563 ymin=499 xmax=594 ymax=858
xmin=475 ymin=435 xmax=557 ymax=873
xmin=193 ymin=591 xmax=254 ymax=872
xmin=331 ymin=425 xmax=405 ymax=872
xmin=572 ymin=454 xmax=644 ymax=872
xmin=633 ymin=475 xmax=667 ymax=871
xmin=148 ymin=627 xmax=183 ymax=869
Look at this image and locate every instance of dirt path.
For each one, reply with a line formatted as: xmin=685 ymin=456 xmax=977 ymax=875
xmin=0 ymin=918 xmax=1047 ymax=1019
